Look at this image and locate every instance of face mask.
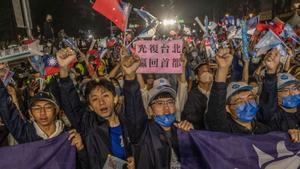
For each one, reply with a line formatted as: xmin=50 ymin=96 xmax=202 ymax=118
xmin=282 ymin=94 xmax=300 ymax=109
xmin=191 ymin=51 xmax=198 ymax=57
xmin=199 ymin=72 xmax=213 ymax=83
xmin=235 ymin=100 xmax=258 ymax=122
xmin=154 ymin=113 xmax=176 ymax=127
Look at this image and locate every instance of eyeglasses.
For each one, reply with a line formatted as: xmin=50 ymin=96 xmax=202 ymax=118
xmin=278 ymin=85 xmax=300 ymax=94
xmin=151 ymin=99 xmax=175 ymax=107
xmin=228 ymin=95 xmax=256 ymax=106
xmin=31 ymin=104 xmax=55 ymax=113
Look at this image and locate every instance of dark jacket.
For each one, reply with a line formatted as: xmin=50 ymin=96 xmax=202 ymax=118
xmin=58 ymin=77 xmax=132 ymax=169
xmin=124 ymin=79 xmax=180 ymax=169
xmin=43 ymin=21 xmax=54 ymax=40
xmin=0 ymin=126 xmax=9 ymax=146
xmin=0 ymin=80 xmax=45 ymax=143
xmin=0 ymin=80 xmax=87 ymax=169
xmin=181 ymin=87 xmax=208 ymax=130
xmin=258 ymin=73 xmax=300 ymax=131
xmin=205 ymin=81 xmax=271 ymax=134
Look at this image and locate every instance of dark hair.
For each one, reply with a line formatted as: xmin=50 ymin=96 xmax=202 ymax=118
xmin=194 ymin=62 xmax=209 ymax=74
xmin=84 ymin=79 xmax=116 ymax=101
xmin=143 ymin=73 xmax=155 ymax=80
xmin=152 ymin=92 xmax=174 ymax=103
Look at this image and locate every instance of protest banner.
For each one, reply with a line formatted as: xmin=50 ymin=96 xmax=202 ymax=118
xmin=136 ymin=40 xmax=183 ymax=74
xmin=0 ymin=133 xmax=76 ymax=169
xmin=178 ymin=130 xmax=300 ymax=169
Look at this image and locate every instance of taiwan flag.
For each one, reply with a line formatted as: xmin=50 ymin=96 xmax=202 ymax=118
xmin=43 ymin=55 xmax=60 ymax=76
xmin=92 ymin=0 xmax=132 ymax=32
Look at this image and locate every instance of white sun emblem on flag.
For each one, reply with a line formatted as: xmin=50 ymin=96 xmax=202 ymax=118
xmin=48 ymin=57 xmax=57 ymax=66
xmin=253 ymin=141 xmax=300 ymax=169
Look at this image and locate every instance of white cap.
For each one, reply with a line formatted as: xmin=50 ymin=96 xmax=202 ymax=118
xmin=277 ymin=73 xmax=300 ymax=90
xmin=148 ymin=78 xmax=176 ymax=105
xmin=226 ymin=82 xmax=253 ymax=100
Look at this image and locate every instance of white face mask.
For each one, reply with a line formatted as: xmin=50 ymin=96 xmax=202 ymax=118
xmin=191 ymin=51 xmax=198 ymax=57
xmin=199 ymin=72 xmax=213 ymax=83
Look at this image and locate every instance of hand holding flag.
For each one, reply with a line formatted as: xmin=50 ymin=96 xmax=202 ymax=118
xmin=264 ymin=48 xmax=281 ymax=74
xmin=255 ymin=30 xmax=286 ymax=56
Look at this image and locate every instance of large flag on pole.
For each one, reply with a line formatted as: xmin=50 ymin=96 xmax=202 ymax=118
xmin=0 ymin=133 xmax=76 ymax=169
xmin=178 ymin=130 xmax=300 ymax=169
xmin=92 ymin=0 xmax=132 ymax=32
xmin=133 ymin=8 xmax=159 ymax=38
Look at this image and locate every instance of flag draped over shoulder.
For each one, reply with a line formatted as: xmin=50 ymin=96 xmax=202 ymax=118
xmin=0 ymin=132 xmax=76 ymax=169
xmin=178 ymin=130 xmax=300 ymax=169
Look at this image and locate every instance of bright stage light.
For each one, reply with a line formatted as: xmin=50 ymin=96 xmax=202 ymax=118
xmin=162 ymin=19 xmax=177 ymax=26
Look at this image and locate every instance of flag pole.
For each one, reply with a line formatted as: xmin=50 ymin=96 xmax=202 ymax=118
xmin=110 ymin=22 xmax=113 ymax=37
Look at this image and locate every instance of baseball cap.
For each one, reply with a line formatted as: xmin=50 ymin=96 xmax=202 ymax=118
xmin=148 ymin=78 xmax=176 ymax=105
xmin=226 ymin=82 xmax=253 ymax=100
xmin=277 ymin=73 xmax=300 ymax=90
xmin=29 ymin=91 xmax=59 ymax=110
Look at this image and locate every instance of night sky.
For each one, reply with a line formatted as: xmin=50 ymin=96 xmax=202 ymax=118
xmin=1 ymin=0 xmax=261 ymax=39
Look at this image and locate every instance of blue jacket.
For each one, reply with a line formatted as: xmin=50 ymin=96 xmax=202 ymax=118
xmin=124 ymin=79 xmax=180 ymax=169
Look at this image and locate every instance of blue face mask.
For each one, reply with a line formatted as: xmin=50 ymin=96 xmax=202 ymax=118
xmin=282 ymin=94 xmax=300 ymax=109
xmin=235 ymin=100 xmax=258 ymax=122
xmin=154 ymin=113 xmax=176 ymax=127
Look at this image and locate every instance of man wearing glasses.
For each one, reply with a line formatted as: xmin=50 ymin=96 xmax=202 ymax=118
xmin=206 ymin=48 xmax=300 ymax=142
xmin=0 ymin=83 xmax=85 ymax=150
xmin=259 ymin=72 xmax=300 ymax=141
xmin=205 ymin=48 xmax=271 ymax=134
xmin=122 ymin=54 xmax=193 ymax=169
